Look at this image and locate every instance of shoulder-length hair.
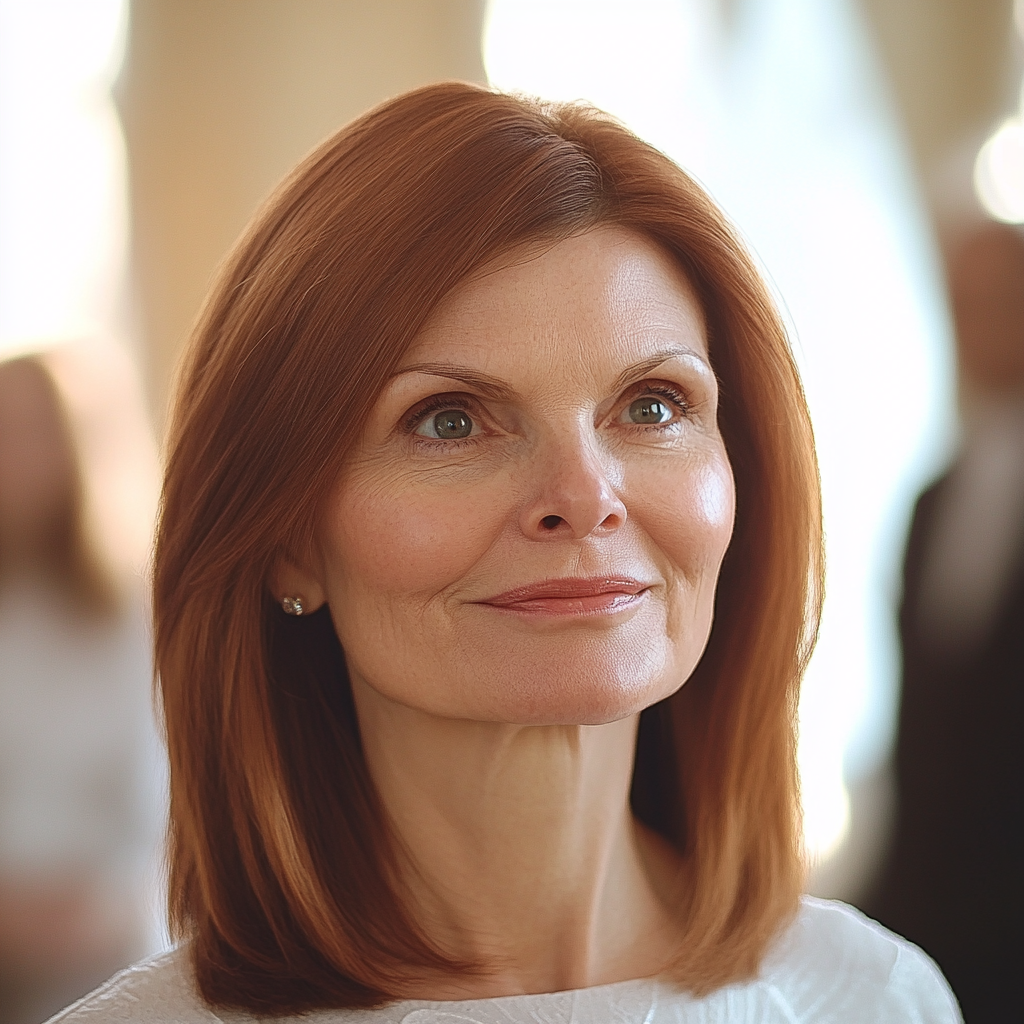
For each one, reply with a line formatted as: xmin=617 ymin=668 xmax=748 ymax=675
xmin=155 ymin=81 xmax=821 ymax=1014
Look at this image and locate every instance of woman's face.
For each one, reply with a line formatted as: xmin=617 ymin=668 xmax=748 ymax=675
xmin=310 ymin=225 xmax=735 ymax=726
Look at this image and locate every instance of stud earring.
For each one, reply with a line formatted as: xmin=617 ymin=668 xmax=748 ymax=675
xmin=281 ymin=595 xmax=305 ymax=616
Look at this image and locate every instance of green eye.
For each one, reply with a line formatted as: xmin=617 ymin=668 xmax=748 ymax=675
xmin=430 ymin=409 xmax=473 ymax=439
xmin=628 ymin=397 xmax=673 ymax=424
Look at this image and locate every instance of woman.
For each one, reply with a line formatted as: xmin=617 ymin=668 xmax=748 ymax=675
xmin=53 ymin=83 xmax=958 ymax=1022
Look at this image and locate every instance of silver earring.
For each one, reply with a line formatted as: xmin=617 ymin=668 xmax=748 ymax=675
xmin=281 ymin=595 xmax=305 ymax=616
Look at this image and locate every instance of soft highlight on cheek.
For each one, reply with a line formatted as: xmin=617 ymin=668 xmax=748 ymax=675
xmin=632 ymin=453 xmax=734 ymax=580
xmin=630 ymin=450 xmax=734 ymax=697
xmin=696 ymin=458 xmax=736 ymax=540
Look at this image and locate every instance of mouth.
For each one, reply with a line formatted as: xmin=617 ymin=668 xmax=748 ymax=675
xmin=478 ymin=577 xmax=651 ymax=616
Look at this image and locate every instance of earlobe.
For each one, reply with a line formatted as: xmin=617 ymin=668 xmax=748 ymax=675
xmin=269 ymin=554 xmax=327 ymax=615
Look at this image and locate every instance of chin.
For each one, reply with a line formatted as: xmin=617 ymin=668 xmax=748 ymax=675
xmin=475 ymin=645 xmax=685 ymax=726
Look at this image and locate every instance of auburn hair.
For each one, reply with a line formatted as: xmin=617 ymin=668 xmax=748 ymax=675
xmin=155 ymin=81 xmax=821 ymax=1013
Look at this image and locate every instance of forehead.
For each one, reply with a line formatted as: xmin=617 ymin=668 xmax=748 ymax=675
xmin=401 ymin=225 xmax=708 ymax=374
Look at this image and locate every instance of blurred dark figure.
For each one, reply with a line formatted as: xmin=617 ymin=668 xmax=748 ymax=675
xmin=0 ymin=353 xmax=162 ymax=1024
xmin=866 ymin=222 xmax=1024 ymax=1023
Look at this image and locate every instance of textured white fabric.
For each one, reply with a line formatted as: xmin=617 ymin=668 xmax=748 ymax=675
xmin=48 ymin=898 xmax=961 ymax=1023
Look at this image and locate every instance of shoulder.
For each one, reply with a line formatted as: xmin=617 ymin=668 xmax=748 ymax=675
xmin=45 ymin=949 xmax=403 ymax=1024
xmin=44 ymin=948 xmax=229 ymax=1024
xmin=760 ymin=897 xmax=962 ymax=1023
xmin=47 ymin=904 xmax=962 ymax=1024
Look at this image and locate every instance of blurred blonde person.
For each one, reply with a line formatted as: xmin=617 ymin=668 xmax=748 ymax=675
xmin=0 ymin=342 xmax=162 ymax=1024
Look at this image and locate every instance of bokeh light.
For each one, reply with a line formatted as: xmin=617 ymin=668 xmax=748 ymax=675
xmin=975 ymin=118 xmax=1024 ymax=224
xmin=973 ymin=3 xmax=1024 ymax=224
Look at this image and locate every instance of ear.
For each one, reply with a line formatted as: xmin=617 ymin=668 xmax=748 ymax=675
xmin=269 ymin=552 xmax=327 ymax=614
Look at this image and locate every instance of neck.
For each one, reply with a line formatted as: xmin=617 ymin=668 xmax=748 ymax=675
xmin=350 ymin=677 xmax=682 ymax=998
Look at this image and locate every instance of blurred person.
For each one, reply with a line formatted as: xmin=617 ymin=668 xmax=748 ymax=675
xmin=866 ymin=221 xmax=1024 ymax=1022
xmin=0 ymin=346 xmax=163 ymax=1024
xmin=53 ymin=84 xmax=957 ymax=1023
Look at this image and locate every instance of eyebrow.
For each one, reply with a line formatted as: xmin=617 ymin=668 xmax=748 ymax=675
xmin=395 ymin=346 xmax=706 ymax=400
xmin=392 ymin=363 xmax=519 ymax=401
xmin=610 ymin=347 xmax=707 ymax=392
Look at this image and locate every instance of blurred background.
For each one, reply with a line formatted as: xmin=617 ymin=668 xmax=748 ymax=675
xmin=0 ymin=1 xmax=1021 ymax=1021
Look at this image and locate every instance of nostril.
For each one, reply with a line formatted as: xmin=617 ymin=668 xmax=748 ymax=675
xmin=540 ymin=514 xmax=563 ymax=531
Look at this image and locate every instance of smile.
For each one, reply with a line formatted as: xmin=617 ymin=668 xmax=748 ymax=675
xmin=478 ymin=577 xmax=651 ymax=616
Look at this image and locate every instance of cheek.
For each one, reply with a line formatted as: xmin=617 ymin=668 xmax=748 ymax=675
xmin=630 ymin=450 xmax=734 ymax=698
xmin=696 ymin=457 xmax=736 ymax=561
xmin=635 ymin=450 xmax=735 ymax=581
xmin=322 ymin=469 xmax=509 ymax=604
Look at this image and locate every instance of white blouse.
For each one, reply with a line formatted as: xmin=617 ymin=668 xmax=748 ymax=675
xmin=48 ymin=898 xmax=961 ymax=1023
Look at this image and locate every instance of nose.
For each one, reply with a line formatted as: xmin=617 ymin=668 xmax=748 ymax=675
xmin=519 ymin=435 xmax=627 ymax=541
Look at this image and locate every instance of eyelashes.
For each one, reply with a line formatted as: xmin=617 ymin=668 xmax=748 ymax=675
xmin=401 ymin=379 xmax=694 ymax=442
xmin=626 ymin=381 xmax=690 ymax=416
xmin=401 ymin=393 xmax=480 ymax=434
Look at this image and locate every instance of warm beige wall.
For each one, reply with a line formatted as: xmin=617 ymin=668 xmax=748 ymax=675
xmin=118 ymin=0 xmax=486 ymax=426
xmin=858 ymin=0 xmax=1020 ymax=182
xmin=120 ymin=0 xmax=1019 ymax=426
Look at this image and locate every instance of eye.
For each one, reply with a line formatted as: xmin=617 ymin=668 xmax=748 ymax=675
xmin=619 ymin=390 xmax=686 ymax=428
xmin=613 ymin=381 xmax=690 ymax=429
xmin=415 ymin=408 xmax=475 ymax=439
xmin=626 ymin=396 xmax=673 ymax=424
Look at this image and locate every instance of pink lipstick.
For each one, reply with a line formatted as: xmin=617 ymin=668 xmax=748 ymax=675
xmin=480 ymin=577 xmax=649 ymax=616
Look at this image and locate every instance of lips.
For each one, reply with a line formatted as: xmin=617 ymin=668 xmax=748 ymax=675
xmin=480 ymin=577 xmax=650 ymax=616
